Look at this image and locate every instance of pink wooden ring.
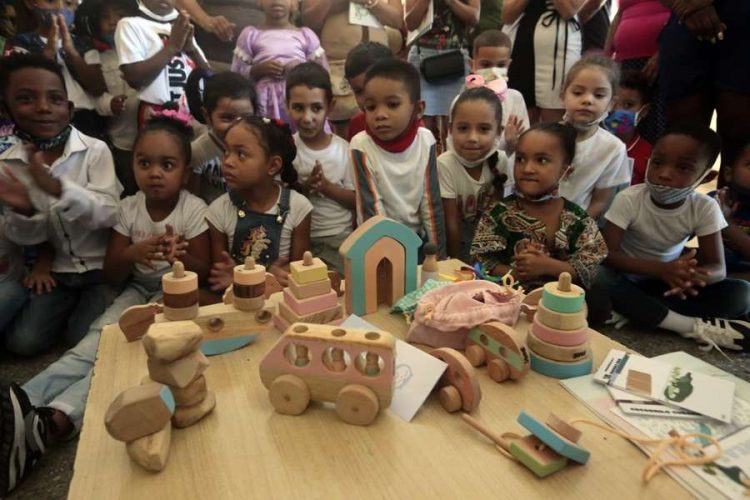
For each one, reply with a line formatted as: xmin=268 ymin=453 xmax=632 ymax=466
xmin=527 ymin=330 xmax=591 ymax=362
xmin=531 ymin=315 xmax=588 ymax=347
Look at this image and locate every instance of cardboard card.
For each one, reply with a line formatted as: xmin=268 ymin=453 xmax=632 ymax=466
xmin=606 ymin=386 xmax=702 ymax=419
xmin=341 ymin=315 xmax=447 ymax=422
xmin=595 ymin=349 xmax=735 ymax=423
xmin=349 ymin=3 xmax=383 ymax=29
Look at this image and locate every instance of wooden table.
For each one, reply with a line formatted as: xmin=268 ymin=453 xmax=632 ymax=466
xmin=69 ymin=262 xmax=688 ymax=499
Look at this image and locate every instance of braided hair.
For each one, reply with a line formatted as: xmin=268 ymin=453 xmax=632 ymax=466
xmin=226 ymin=116 xmax=298 ymax=186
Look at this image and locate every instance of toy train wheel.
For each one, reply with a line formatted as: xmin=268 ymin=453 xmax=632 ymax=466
xmin=465 ymin=345 xmax=486 ymax=367
xmin=487 ymin=359 xmax=510 ymax=383
xmin=336 ymin=384 xmax=379 ymax=426
xmin=269 ymin=374 xmax=310 ymax=416
xmin=438 ymin=386 xmax=463 ymax=412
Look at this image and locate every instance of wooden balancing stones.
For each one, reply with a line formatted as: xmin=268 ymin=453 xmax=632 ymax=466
xmin=527 ymin=272 xmax=592 ymax=379
xmin=430 ymin=348 xmax=481 ymax=413
xmin=272 ymin=251 xmax=343 ymax=332
xmin=259 ymin=323 xmax=396 ymax=426
xmin=465 ymin=321 xmax=530 ymax=383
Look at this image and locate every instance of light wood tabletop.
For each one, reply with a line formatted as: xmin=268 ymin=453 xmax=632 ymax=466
xmin=69 ymin=261 xmax=688 ymax=499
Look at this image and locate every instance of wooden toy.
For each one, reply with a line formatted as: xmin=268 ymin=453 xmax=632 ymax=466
xmin=541 ymin=272 xmax=585 ymax=314
xmin=282 ymin=289 xmax=338 ymax=316
xmin=172 ymin=391 xmax=217 ymax=428
xmin=147 ymin=350 xmax=209 ymax=389
xmin=420 ymin=243 xmax=439 ymax=286
xmin=517 ymin=411 xmax=590 ymax=464
xmin=329 ymin=348 xmax=346 ymax=372
xmin=276 ymin=301 xmax=343 ymax=329
xmin=170 ymin=375 xmax=208 ymax=406
xmin=120 ymin=303 xmax=163 ymax=342
xmin=530 ymin=316 xmax=589 ymax=346
xmin=142 ymin=321 xmax=204 ymax=363
xmin=289 ymin=276 xmax=333 ymax=300
xmin=509 ymin=435 xmax=569 ymax=478
xmin=233 ymin=257 xmax=266 ymax=311
xmin=464 ymin=322 xmax=530 ymax=382
xmin=339 ymin=216 xmax=422 ymax=316
xmin=521 ymin=287 xmax=543 ymax=322
xmin=526 ymin=330 xmax=591 ymax=363
xmin=126 ymin=422 xmax=172 ymax=472
xmin=546 ymin=413 xmax=582 ymax=443
xmin=430 ymin=348 xmax=481 ymax=413
xmin=535 ymin=302 xmax=587 ymax=331
xmin=364 ymin=352 xmax=380 ymax=376
xmin=162 ymin=262 xmax=199 ymax=321
xmin=290 ymin=251 xmax=328 ymax=285
xmin=104 ymin=383 xmax=175 ymax=442
xmin=529 ymin=350 xmax=593 ymax=379
xmin=259 ymin=323 xmax=396 ymax=426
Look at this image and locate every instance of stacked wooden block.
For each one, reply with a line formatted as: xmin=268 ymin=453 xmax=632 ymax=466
xmin=527 ymin=273 xmax=592 ymax=379
xmin=230 ymin=257 xmax=266 ymax=312
xmin=273 ymin=251 xmax=343 ymax=331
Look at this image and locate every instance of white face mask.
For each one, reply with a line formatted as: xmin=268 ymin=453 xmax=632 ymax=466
xmin=515 ymin=166 xmax=572 ymax=203
xmin=644 ymin=160 xmax=710 ymax=205
xmin=138 ymin=1 xmax=178 ymax=22
xmin=446 ymin=135 xmax=499 ymax=168
xmin=475 ymin=67 xmax=508 ymax=82
xmin=563 ymin=111 xmax=609 ymax=132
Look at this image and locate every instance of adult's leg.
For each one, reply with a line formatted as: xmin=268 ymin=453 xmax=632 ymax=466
xmin=0 ymin=280 xmax=29 ymax=333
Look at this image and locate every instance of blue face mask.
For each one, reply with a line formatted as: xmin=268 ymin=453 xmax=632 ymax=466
xmin=603 ymin=109 xmax=637 ymax=139
xmin=102 ymin=33 xmax=116 ymax=46
xmin=33 ymin=7 xmax=75 ymax=29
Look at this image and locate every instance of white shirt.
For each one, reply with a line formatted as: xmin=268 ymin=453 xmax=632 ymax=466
xmin=115 ymin=16 xmax=206 ymax=106
xmin=0 ymin=128 xmax=122 ymax=273
xmin=114 ymin=190 xmax=208 ymax=280
xmin=206 ymin=187 xmax=312 ymax=259
xmin=559 ymin=127 xmax=630 ymax=210
xmin=0 ymin=214 xmax=23 ymax=283
xmin=94 ymin=48 xmax=139 ymax=151
xmin=605 ymin=184 xmax=726 ymax=262
xmin=293 ymin=133 xmax=353 ymax=238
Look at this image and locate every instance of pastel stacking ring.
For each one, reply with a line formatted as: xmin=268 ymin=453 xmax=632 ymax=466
xmin=531 ymin=314 xmax=588 ymax=346
xmin=541 ymin=272 xmax=585 ymax=314
xmin=527 ymin=330 xmax=590 ymax=362
xmin=529 ymin=350 xmax=592 ymax=380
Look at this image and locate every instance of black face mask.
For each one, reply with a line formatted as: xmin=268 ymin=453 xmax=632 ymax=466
xmin=730 ymin=182 xmax=750 ymax=206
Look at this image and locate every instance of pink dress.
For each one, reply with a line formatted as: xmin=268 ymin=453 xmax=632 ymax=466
xmin=612 ymin=0 xmax=670 ymax=61
xmin=231 ymin=27 xmax=328 ymax=126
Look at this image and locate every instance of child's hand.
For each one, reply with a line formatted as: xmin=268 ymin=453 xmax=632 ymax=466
xmin=252 ymin=60 xmax=284 ymax=79
xmin=27 ymin=148 xmax=62 ymax=197
xmin=161 ymin=224 xmax=189 ymax=264
xmin=208 ymin=251 xmax=234 ymax=291
xmin=513 ymin=249 xmax=551 ymax=280
xmin=269 ymin=256 xmax=290 ymax=287
xmin=182 ymin=24 xmax=197 ymax=56
xmin=0 ymin=166 xmax=33 ymax=214
xmin=205 ymin=15 xmax=236 ymax=42
xmin=168 ymin=11 xmax=192 ymax=53
xmin=125 ymin=235 xmax=167 ymax=269
xmin=659 ymin=249 xmax=702 ymax=297
xmin=716 ymin=187 xmax=737 ymax=221
xmin=23 ymin=268 xmax=56 ymax=295
xmin=57 ymin=14 xmax=77 ymax=56
xmin=283 ymin=60 xmax=302 ymax=75
xmin=504 ymin=115 xmax=525 ymax=153
xmin=110 ymin=95 xmax=127 ymax=115
xmin=309 ymin=161 xmax=332 ymax=196
xmin=42 ymin=18 xmax=59 ymax=60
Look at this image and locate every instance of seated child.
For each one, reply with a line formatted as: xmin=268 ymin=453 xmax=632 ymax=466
xmin=187 ymin=71 xmax=256 ymax=204
xmin=439 ymin=87 xmax=510 ymax=262
xmin=116 ymin=0 xmax=210 ymax=126
xmin=349 ymin=58 xmax=446 ymax=256
xmin=344 ymin=42 xmax=393 ymax=141
xmin=713 ymin=140 xmax=750 ymax=279
xmin=0 ymin=112 xmax=210 ymax=496
xmin=602 ymin=69 xmax=653 ymax=186
xmin=595 ymin=123 xmax=750 ymax=350
xmin=0 ymin=209 xmax=27 ymax=333
xmin=207 ymin=115 xmax=312 ymax=290
xmin=471 ymin=122 xmax=607 ymax=291
xmin=0 ymin=53 xmax=121 ymax=356
xmin=470 ymin=29 xmax=530 ymax=154
xmin=286 ymin=62 xmax=354 ymax=273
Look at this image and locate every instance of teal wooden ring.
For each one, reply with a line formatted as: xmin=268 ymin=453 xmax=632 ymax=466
xmin=541 ymin=289 xmax=585 ymax=314
xmin=529 ymin=351 xmax=592 ymax=380
xmin=517 ymin=411 xmax=590 ymax=464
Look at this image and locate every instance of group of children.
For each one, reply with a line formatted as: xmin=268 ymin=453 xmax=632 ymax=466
xmin=1 ymin=0 xmax=750 ymax=495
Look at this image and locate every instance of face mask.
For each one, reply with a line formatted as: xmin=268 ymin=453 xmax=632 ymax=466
xmin=101 ymin=33 xmax=116 ymax=46
xmin=515 ymin=166 xmax=571 ymax=203
xmin=14 ymin=124 xmax=72 ymax=151
xmin=138 ymin=1 xmax=178 ymax=22
xmin=33 ymin=7 xmax=74 ymax=28
xmin=446 ymin=135 xmax=498 ymax=168
xmin=563 ymin=111 xmax=609 ymax=132
xmin=475 ymin=67 xmax=508 ymax=82
xmin=603 ymin=109 xmax=637 ymax=138
xmin=645 ymin=161 xmax=709 ymax=205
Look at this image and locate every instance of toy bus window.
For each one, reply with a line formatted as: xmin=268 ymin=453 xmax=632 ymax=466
xmin=323 ymin=346 xmax=350 ymax=373
xmin=479 ymin=334 xmax=489 ymax=346
xmin=356 ymin=351 xmax=383 ymax=377
xmin=284 ymin=342 xmax=311 ymax=368
xmin=331 ymin=328 xmax=347 ymax=338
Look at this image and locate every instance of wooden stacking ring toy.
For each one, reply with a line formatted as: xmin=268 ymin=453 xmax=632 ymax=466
xmin=526 ymin=330 xmax=591 ymax=362
xmin=162 ymin=261 xmax=198 ymax=321
xmin=541 ymin=272 xmax=585 ymax=314
xmin=233 ymin=256 xmax=266 ymax=311
xmin=535 ymin=302 xmax=587 ymax=332
xmin=529 ymin=350 xmax=593 ymax=379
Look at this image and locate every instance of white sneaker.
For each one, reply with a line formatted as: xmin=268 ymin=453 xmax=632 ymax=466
xmin=605 ymin=311 xmax=629 ymax=330
xmin=683 ymin=318 xmax=750 ymax=352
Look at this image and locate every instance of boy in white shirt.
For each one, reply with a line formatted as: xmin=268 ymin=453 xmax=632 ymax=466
xmin=595 ymin=123 xmax=750 ymax=351
xmin=287 ymin=62 xmax=354 ymax=273
xmin=350 ymin=59 xmax=446 ymax=257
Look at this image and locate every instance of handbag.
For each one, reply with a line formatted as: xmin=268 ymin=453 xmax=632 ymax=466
xmin=419 ymin=49 xmax=466 ymax=83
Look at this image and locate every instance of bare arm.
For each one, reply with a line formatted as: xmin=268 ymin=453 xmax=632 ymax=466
xmin=502 ymin=0 xmax=531 ymax=25
xmin=121 ymin=45 xmax=181 ymax=90
xmin=695 ymin=231 xmax=726 ymax=284
xmin=601 ymin=221 xmax=664 ymax=277
xmin=722 ymin=223 xmax=750 ymax=262
xmin=176 ymin=0 xmax=236 ymax=42
xmin=577 ymin=0 xmax=607 ymax=24
xmin=586 ymin=187 xmax=613 ymax=220
xmin=405 ymin=0 xmax=431 ymax=31
xmin=446 ymin=0 xmax=481 ymax=27
xmin=302 ymin=0 xmax=348 ymax=33
xmin=551 ymin=0 xmax=587 ymax=20
xmin=604 ymin=8 xmax=622 ymax=56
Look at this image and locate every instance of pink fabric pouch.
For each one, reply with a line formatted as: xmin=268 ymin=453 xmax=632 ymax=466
xmin=406 ymin=280 xmax=522 ymax=349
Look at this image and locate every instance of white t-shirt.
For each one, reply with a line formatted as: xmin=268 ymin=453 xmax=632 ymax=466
xmin=559 ymin=127 xmax=630 ymax=210
xmin=113 ymin=190 xmax=208 ymax=280
xmin=206 ymin=187 xmax=312 ymax=259
xmin=293 ymin=133 xmax=353 ymax=238
xmin=115 ymin=16 xmax=206 ymax=106
xmin=438 ymin=150 xmax=510 ymax=222
xmin=605 ymin=184 xmax=726 ymax=262
xmin=95 ymin=48 xmax=139 ymax=151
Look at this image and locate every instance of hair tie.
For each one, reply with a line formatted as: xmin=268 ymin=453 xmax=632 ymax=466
xmin=465 ymin=74 xmax=508 ymax=102
xmin=152 ymin=108 xmax=193 ymax=127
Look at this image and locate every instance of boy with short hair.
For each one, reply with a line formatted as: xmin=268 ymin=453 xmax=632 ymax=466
xmin=286 ymin=62 xmax=354 ymax=273
xmin=350 ymin=58 xmax=446 ymax=256
xmin=344 ymin=42 xmax=393 ymax=141
xmin=603 ymin=69 xmax=653 ymax=185
xmin=595 ymin=122 xmax=750 ymax=350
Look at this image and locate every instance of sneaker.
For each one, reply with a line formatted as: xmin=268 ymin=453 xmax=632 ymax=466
xmin=0 ymin=383 xmax=50 ymax=497
xmin=684 ymin=318 xmax=750 ymax=352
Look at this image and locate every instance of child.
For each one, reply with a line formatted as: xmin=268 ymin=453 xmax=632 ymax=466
xmin=0 ymin=0 xmax=15 ymax=53
xmin=187 ymin=70 xmax=256 ymax=204
xmin=0 ymin=113 xmax=210 ymax=496
xmin=0 ymin=52 xmax=121 ymax=356
xmin=470 ymin=29 xmax=529 ymax=154
xmin=0 ymin=209 xmax=27 ymax=334
xmin=558 ymin=54 xmax=631 ymax=219
xmin=115 ymin=0 xmax=210 ymax=126
xmin=714 ymin=141 xmax=750 ymax=279
xmin=231 ymin=0 xmax=327 ymax=126
xmin=471 ymin=122 xmax=607 ymax=291
xmin=344 ymin=41 xmax=393 ymax=141
xmin=595 ymin=123 xmax=750 ymax=350
xmin=602 ymin=70 xmax=653 ymax=186
xmin=207 ymin=115 xmax=312 ymax=290
xmin=350 ymin=58 xmax=446 ymax=256
xmin=286 ymin=62 xmax=354 ymax=273
xmin=439 ymin=87 xmax=510 ymax=262
xmin=5 ymin=0 xmax=107 ymax=138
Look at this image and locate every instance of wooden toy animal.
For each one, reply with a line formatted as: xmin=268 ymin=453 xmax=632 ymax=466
xmin=259 ymin=323 xmax=396 ymax=426
xmin=464 ymin=322 xmax=530 ymax=383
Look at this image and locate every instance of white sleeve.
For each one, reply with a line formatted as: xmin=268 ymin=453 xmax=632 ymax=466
xmin=437 ymin=154 xmax=458 ymax=199
xmin=288 ymin=191 xmax=313 ymax=228
xmin=94 ymin=92 xmax=115 ymax=116
xmin=595 ymin=141 xmax=631 ymax=189
xmin=604 ymin=188 xmax=635 ymax=230
xmin=2 ymin=210 xmax=48 ymax=245
xmin=83 ymin=49 xmax=101 ymax=65
xmin=113 ymin=198 xmax=133 ymax=236
xmin=338 ymin=140 xmax=354 ymax=190
xmin=182 ymin=194 xmax=209 ymax=240
xmin=115 ymin=20 xmax=149 ymax=65
xmin=695 ymin=196 xmax=728 ymax=237
xmin=206 ymin=196 xmax=231 ymax=234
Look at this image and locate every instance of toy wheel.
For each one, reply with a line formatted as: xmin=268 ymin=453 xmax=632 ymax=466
xmin=336 ymin=384 xmax=379 ymax=426
xmin=465 ymin=345 xmax=486 ymax=367
xmin=487 ymin=359 xmax=510 ymax=383
xmin=269 ymin=374 xmax=310 ymax=416
xmin=438 ymin=386 xmax=462 ymax=413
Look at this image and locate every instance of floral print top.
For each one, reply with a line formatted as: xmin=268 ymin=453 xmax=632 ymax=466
xmin=417 ymin=0 xmax=467 ymax=49
xmin=470 ymin=195 xmax=608 ymax=289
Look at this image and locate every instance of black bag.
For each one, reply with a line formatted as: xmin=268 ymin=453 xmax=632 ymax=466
xmin=419 ymin=49 xmax=465 ymax=83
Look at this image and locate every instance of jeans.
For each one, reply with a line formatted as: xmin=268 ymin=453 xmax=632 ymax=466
xmin=0 ymin=280 xmax=29 ymax=333
xmin=591 ymin=266 xmax=750 ymax=328
xmin=22 ymin=280 xmax=162 ymax=432
xmin=4 ymin=270 xmax=118 ymax=356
